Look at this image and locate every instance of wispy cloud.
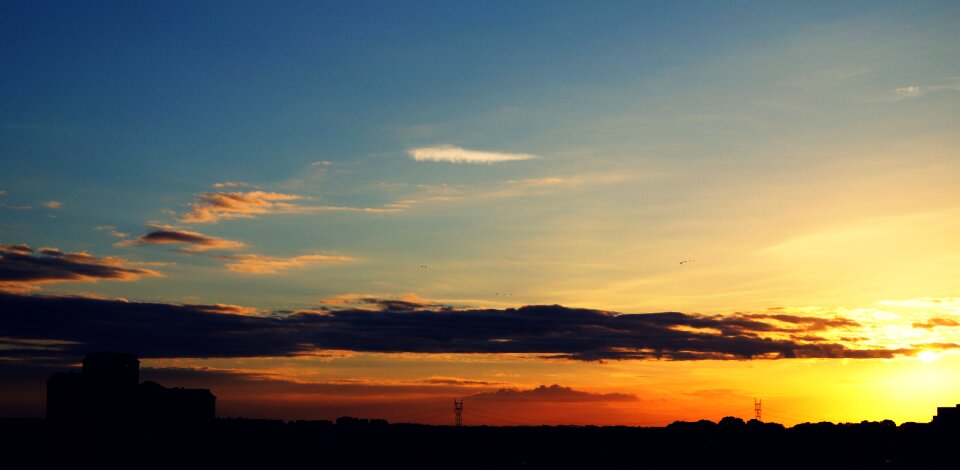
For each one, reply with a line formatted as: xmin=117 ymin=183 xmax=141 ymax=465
xmin=222 ymin=253 xmax=354 ymax=274
xmin=894 ymin=85 xmax=922 ymax=97
xmin=407 ymin=145 xmax=539 ymax=164
xmin=420 ymin=377 xmax=505 ymax=386
xmin=117 ymin=226 xmax=245 ymax=252
xmin=95 ymin=226 xmax=129 ymax=239
xmin=182 ymin=190 xmax=307 ymax=223
xmin=507 ymin=177 xmax=569 ymax=187
xmin=178 ymin=170 xmax=622 ymax=225
xmin=471 ymin=173 xmax=632 ymax=200
xmin=0 ymin=191 xmax=31 ymax=210
xmin=890 ymin=81 xmax=960 ymax=101
xmin=181 ymin=190 xmax=396 ymax=223
xmin=375 ymin=175 xmax=602 ymax=211
xmin=211 ymin=181 xmax=249 ymax=188
xmin=0 ymin=244 xmax=161 ymax=293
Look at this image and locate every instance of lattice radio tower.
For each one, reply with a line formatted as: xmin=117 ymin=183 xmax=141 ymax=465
xmin=754 ymin=398 xmax=762 ymax=421
xmin=454 ymin=398 xmax=464 ymax=427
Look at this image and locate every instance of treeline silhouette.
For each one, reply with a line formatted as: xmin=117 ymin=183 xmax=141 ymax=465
xmin=3 ymin=415 xmax=960 ymax=469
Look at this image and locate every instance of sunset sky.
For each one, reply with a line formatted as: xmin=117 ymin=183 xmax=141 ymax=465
xmin=2 ymin=1 xmax=960 ymax=426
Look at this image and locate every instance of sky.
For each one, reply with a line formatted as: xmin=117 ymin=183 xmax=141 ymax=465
xmin=1 ymin=0 xmax=959 ymax=426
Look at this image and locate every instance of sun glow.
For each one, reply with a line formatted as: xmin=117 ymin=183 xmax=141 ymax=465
xmin=917 ymin=350 xmax=942 ymax=363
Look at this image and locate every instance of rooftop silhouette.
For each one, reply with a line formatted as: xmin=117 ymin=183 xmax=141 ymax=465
xmin=46 ymin=352 xmax=215 ymax=424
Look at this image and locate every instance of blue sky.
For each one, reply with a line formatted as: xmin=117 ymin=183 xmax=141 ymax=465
xmin=2 ymin=1 xmax=959 ymax=309
xmin=2 ymin=1 xmax=958 ymax=310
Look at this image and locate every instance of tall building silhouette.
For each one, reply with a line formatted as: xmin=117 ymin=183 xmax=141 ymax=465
xmin=47 ymin=352 xmax=215 ymax=423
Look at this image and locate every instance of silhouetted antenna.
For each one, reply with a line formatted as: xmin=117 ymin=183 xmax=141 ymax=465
xmin=454 ymin=398 xmax=464 ymax=427
xmin=754 ymin=398 xmax=762 ymax=421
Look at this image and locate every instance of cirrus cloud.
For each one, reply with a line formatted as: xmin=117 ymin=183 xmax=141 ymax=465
xmin=95 ymin=226 xmax=129 ymax=239
xmin=407 ymin=145 xmax=539 ymax=164
xmin=181 ymin=190 xmax=401 ymax=223
xmin=889 ymin=81 xmax=960 ymax=101
xmin=222 ymin=253 xmax=355 ymax=274
xmin=212 ymin=181 xmax=249 ymax=188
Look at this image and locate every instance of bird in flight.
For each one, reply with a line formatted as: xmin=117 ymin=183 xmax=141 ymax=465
xmin=419 ymin=265 xmax=427 ymax=269
xmin=679 ymin=259 xmax=695 ymax=265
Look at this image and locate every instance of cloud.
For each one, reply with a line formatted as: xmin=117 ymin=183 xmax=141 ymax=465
xmin=182 ymin=190 xmax=306 ymax=223
xmin=95 ymin=225 xmax=129 ymax=239
xmin=0 ymin=294 xmax=927 ymax=362
xmin=471 ymin=384 xmax=637 ymax=402
xmin=117 ymin=226 xmax=245 ymax=252
xmin=212 ymin=181 xmax=249 ymax=188
xmin=0 ymin=191 xmax=31 ymax=210
xmin=43 ymin=201 xmax=61 ymax=209
xmin=407 ymin=145 xmax=538 ymax=164
xmin=0 ymin=245 xmax=161 ymax=293
xmin=222 ymin=253 xmax=354 ymax=274
xmin=894 ymin=85 xmax=922 ymax=97
xmin=420 ymin=377 xmax=505 ymax=386
xmin=316 ymin=293 xmax=445 ymax=311
xmin=360 ymin=175 xmax=600 ymax=213
xmin=177 ymin=171 xmax=617 ymax=226
xmin=181 ymin=190 xmax=398 ymax=223
xmin=912 ymin=318 xmax=960 ymax=329
xmin=182 ymin=303 xmax=262 ymax=316
xmin=741 ymin=314 xmax=860 ymax=331
xmin=890 ymin=81 xmax=960 ymax=100
xmin=358 ymin=298 xmax=428 ymax=311
xmin=507 ymin=177 xmax=568 ymax=187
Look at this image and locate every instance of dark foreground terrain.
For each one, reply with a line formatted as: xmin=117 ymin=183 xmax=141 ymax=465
xmin=2 ymin=416 xmax=957 ymax=469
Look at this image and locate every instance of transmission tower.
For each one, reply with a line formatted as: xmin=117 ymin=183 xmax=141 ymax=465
xmin=754 ymin=398 xmax=762 ymax=421
xmin=454 ymin=398 xmax=464 ymax=427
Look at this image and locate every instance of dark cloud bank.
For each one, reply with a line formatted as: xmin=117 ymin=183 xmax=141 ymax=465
xmin=0 ymin=244 xmax=157 ymax=289
xmin=0 ymin=292 xmax=924 ymax=365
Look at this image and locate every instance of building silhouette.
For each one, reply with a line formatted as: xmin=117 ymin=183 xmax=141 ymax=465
xmin=933 ymin=403 xmax=960 ymax=427
xmin=47 ymin=352 xmax=215 ymax=423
